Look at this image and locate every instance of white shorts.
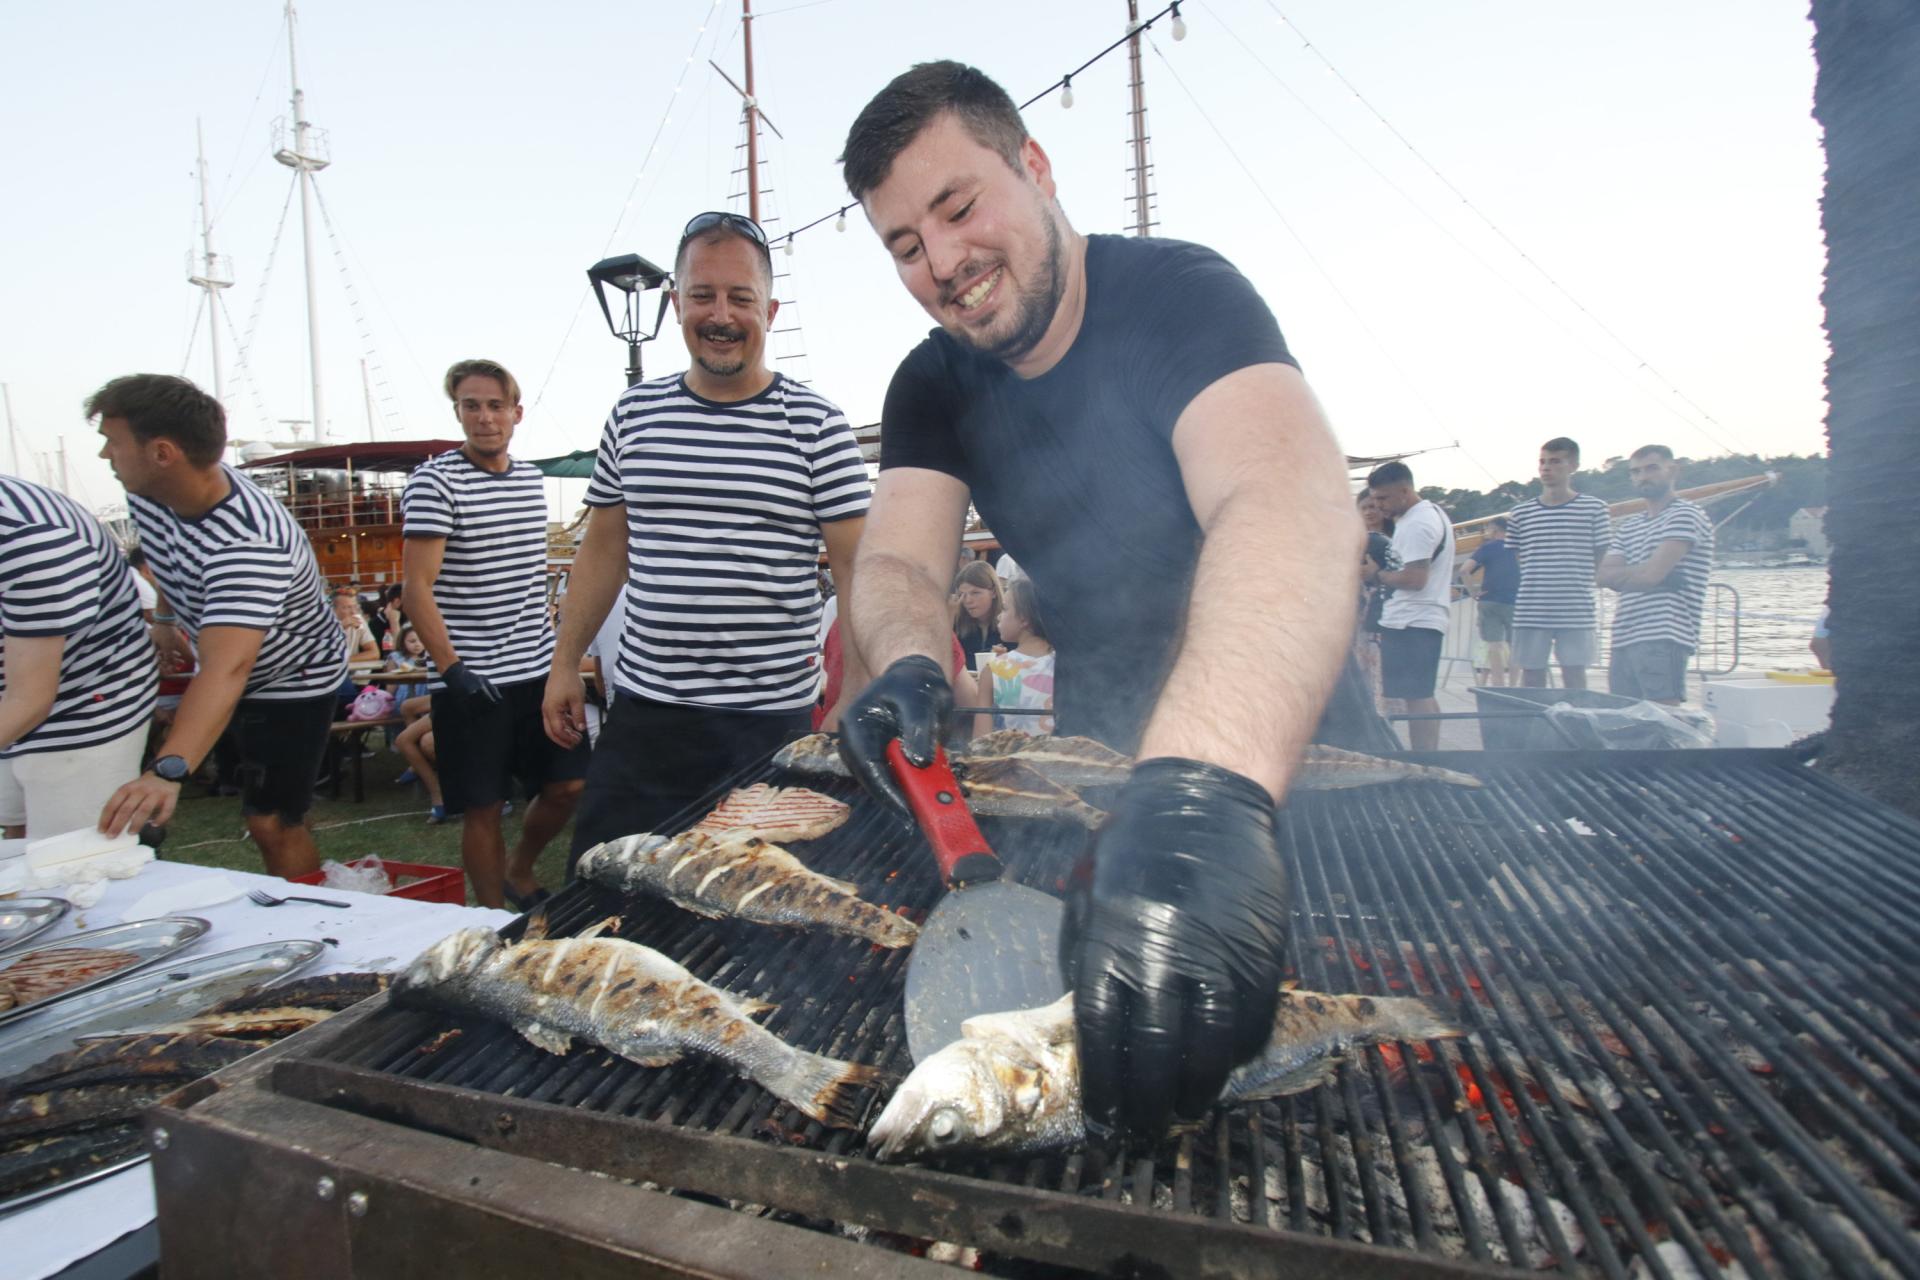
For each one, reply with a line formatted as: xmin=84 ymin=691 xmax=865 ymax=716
xmin=0 ymin=723 xmax=149 ymax=840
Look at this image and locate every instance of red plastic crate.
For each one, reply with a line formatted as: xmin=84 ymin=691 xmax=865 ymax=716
xmin=291 ymin=859 xmax=465 ymax=905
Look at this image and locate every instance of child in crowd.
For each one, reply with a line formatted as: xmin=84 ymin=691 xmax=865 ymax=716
xmin=972 ymin=578 xmax=1054 ymax=738
xmin=385 ymin=626 xmax=432 ymax=721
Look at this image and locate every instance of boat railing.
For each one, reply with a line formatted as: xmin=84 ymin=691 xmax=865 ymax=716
xmin=1692 ymin=582 xmax=1741 ymax=676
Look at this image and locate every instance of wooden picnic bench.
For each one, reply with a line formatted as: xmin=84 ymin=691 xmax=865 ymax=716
xmin=323 ymin=716 xmax=406 ymax=803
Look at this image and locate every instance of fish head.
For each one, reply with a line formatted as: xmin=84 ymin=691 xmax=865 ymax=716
xmin=398 ymin=927 xmax=501 ymax=988
xmin=575 ymin=833 xmax=667 ymax=878
xmin=867 ymin=1036 xmax=1052 ymax=1162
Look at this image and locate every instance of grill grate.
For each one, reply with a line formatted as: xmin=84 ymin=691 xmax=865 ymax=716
xmin=307 ymin=749 xmax=1920 ymax=1278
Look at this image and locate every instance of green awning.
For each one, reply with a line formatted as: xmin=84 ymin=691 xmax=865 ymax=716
xmin=530 ymin=449 xmax=597 ymax=479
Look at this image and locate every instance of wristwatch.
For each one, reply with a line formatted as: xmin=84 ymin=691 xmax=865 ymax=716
xmin=151 ymin=755 xmax=190 ymax=783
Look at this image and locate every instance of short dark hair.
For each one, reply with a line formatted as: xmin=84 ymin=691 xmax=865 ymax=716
xmin=674 ymin=226 xmax=774 ymax=292
xmin=1366 ymin=460 xmax=1414 ymax=490
xmin=83 ymin=374 xmax=226 ymax=467
xmin=126 ymin=545 xmax=148 ymax=570
xmin=1541 ymin=436 xmax=1580 ymax=463
xmin=443 ymin=359 xmax=521 ymax=405
xmin=841 ymin=61 xmax=1029 ymax=201
xmin=1491 ymin=516 xmax=1509 ymax=531
xmin=1630 ymin=443 xmax=1675 ymax=462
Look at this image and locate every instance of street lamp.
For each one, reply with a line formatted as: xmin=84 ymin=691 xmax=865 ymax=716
xmin=587 ymin=253 xmax=672 ymax=388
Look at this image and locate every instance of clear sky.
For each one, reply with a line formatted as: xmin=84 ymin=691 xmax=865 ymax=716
xmin=0 ymin=0 xmax=1828 ymax=515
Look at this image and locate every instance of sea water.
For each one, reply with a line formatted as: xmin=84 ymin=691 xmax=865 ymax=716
xmin=1701 ymin=564 xmax=1829 ymax=672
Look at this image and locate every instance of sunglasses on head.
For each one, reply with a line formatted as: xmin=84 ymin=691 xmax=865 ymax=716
xmin=679 ymin=211 xmax=771 ymax=257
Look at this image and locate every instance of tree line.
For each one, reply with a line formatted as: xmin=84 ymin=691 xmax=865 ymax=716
xmin=1419 ymin=452 xmax=1826 ymax=544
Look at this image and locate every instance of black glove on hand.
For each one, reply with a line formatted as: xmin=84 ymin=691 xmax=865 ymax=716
xmin=838 ymin=654 xmax=953 ymax=819
xmin=442 ymin=660 xmax=502 ymax=706
xmin=1062 ymin=757 xmax=1289 ymax=1142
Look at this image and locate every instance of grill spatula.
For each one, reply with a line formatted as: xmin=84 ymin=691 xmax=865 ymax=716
xmin=889 ymin=740 xmax=1065 ymax=1064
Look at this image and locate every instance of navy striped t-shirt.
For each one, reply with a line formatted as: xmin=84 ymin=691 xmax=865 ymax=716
xmin=128 ymin=465 xmax=347 ymax=701
xmin=585 ymin=374 xmax=870 ymax=712
xmin=1507 ymin=493 xmax=1612 ymax=629
xmin=401 ymin=450 xmax=555 ymax=689
xmin=0 ymin=476 xmax=157 ymax=757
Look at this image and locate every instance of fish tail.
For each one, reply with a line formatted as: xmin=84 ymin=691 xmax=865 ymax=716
xmin=862 ymin=907 xmax=921 ymax=949
xmin=769 ymin=1049 xmax=889 ymax=1129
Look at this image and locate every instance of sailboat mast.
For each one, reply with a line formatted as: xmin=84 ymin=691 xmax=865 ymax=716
xmin=743 ymin=0 xmax=760 ymax=222
xmin=1125 ymin=0 xmax=1153 ymax=237
xmin=189 ymin=118 xmax=232 ymax=403
xmin=2 ymin=384 xmax=22 ymax=478
xmin=275 ymin=0 xmax=330 ymax=442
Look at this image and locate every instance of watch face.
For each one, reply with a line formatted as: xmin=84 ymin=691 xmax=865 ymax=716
xmin=154 ymin=756 xmax=189 ymax=782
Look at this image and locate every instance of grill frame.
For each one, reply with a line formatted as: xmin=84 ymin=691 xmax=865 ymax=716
xmin=152 ymin=747 xmax=1920 ymax=1279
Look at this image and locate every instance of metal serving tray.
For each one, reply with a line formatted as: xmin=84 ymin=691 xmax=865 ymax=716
xmin=0 ymin=917 xmax=210 ymax=1029
xmin=0 ymin=939 xmax=327 ymax=1079
xmin=0 ymin=899 xmax=71 ymax=956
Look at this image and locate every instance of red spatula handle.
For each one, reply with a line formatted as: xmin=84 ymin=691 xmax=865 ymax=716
xmin=886 ymin=740 xmax=1002 ymax=889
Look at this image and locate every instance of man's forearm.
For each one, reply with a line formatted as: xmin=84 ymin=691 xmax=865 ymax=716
xmin=848 ymin=550 xmax=953 ymax=674
xmin=1138 ymin=488 xmax=1356 ymax=802
xmin=155 ymin=666 xmax=254 ymax=771
xmin=402 ymin=583 xmax=459 ymax=672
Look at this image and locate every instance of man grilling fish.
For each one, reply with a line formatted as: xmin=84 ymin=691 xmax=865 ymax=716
xmin=835 ymin=63 xmax=1359 ymax=1144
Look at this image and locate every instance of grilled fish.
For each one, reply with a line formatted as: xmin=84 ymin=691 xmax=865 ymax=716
xmin=868 ymin=988 xmax=1465 ymax=1161
xmin=963 ymin=731 xmax=1132 ymax=787
xmin=0 ymin=1124 xmax=146 ymax=1198
xmin=577 ymin=831 xmax=919 ymax=949
xmin=1297 ymin=744 xmax=1483 ymax=790
xmin=394 ymin=920 xmax=885 ymax=1128
xmin=772 ymin=734 xmax=1107 ymax=827
xmin=693 ymin=784 xmax=850 ymax=844
xmin=127 ymin=1006 xmax=335 ymax=1040
xmin=1 ymin=1032 xmax=257 ymax=1095
xmin=0 ymin=1082 xmax=174 ymax=1143
xmin=206 ymin=971 xmax=389 ymax=1015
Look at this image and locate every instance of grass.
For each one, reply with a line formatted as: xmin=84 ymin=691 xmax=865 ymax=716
xmin=161 ymin=736 xmax=576 ymax=904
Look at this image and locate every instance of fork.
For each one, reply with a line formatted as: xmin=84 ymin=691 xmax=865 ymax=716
xmin=246 ymin=888 xmax=352 ymax=909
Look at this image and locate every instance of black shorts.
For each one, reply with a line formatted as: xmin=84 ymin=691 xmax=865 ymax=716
xmin=432 ymin=678 xmax=592 ymax=812
xmin=1379 ymin=626 xmax=1444 ymax=701
xmin=567 ymin=693 xmax=811 ymax=872
xmin=229 ymin=694 xmax=336 ymax=825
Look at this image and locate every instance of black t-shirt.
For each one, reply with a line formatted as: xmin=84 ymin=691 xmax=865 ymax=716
xmin=881 ymin=235 xmax=1297 ymax=750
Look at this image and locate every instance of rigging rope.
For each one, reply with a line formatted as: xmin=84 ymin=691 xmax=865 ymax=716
xmin=1260 ymin=2 xmax=1739 ymax=456
xmin=528 ymin=0 xmax=731 ymax=418
xmin=1146 ymin=35 xmax=1463 ymax=448
xmin=216 ymin=291 xmax=272 ymax=435
xmin=179 ymin=294 xmax=207 ymax=378
xmin=231 ymin=175 xmax=300 ymax=433
xmin=213 ymin=14 xmax=289 ymax=233
xmin=312 ymin=179 xmax=406 ymax=436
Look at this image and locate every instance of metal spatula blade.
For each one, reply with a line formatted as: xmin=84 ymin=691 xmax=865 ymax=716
xmin=886 ymin=741 xmax=1065 ymax=1063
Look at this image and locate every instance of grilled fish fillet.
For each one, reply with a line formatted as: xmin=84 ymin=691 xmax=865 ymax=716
xmin=395 ymin=922 xmax=886 ymax=1128
xmin=868 ymin=988 xmax=1465 ymax=1161
xmin=692 ymin=784 xmax=851 ymax=844
xmin=963 ymin=731 xmax=1132 ymax=787
xmin=206 ymin=971 xmax=389 ymax=1015
xmin=773 ymin=734 xmax=1107 ymax=827
xmin=578 ymin=831 xmax=919 ymax=949
xmin=1297 ymin=744 xmax=1482 ymax=790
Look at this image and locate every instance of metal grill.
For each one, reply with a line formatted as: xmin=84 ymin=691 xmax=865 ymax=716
xmin=271 ymin=749 xmax=1920 ymax=1279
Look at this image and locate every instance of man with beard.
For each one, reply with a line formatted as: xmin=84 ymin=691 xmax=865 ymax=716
xmin=404 ymin=360 xmax=589 ymax=909
xmin=833 ymin=64 xmax=1357 ymax=1144
xmin=543 ymin=213 xmax=870 ymax=864
xmin=1598 ymin=445 xmax=1714 ymax=705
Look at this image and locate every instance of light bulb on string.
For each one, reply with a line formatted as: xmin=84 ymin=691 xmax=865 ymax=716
xmin=835 ymin=210 xmax=847 ymax=232
xmin=1060 ymin=75 xmax=1074 ymax=109
xmin=1171 ymin=4 xmax=1187 ymax=40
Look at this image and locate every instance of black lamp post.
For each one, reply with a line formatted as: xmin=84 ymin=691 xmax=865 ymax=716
xmin=587 ymin=253 xmax=672 ymax=388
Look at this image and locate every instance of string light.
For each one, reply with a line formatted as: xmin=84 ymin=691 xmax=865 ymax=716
xmin=770 ymin=3 xmax=1187 ymax=253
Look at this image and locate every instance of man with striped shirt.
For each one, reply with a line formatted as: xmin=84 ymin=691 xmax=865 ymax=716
xmin=403 ymin=359 xmax=589 ymax=910
xmin=543 ymin=212 xmax=870 ymax=861
xmin=1599 ymin=445 xmax=1714 ymax=705
xmin=1507 ymin=437 xmax=1612 ymax=690
xmin=88 ymin=374 xmax=347 ymax=875
xmin=0 ymin=476 xmax=156 ymax=842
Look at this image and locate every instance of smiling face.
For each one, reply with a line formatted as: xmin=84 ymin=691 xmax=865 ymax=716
xmin=862 ymin=113 xmax=1069 ymax=373
xmin=674 ymin=232 xmax=778 ymax=392
xmin=452 ymin=375 xmax=522 ymax=462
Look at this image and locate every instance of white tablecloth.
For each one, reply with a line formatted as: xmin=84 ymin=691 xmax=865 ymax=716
xmin=0 ymin=858 xmax=513 ymax=1279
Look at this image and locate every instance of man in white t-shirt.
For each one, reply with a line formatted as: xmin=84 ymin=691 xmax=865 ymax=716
xmin=1362 ymin=461 xmax=1454 ymax=750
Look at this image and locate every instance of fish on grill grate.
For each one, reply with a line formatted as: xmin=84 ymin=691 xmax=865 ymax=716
xmin=203 ymin=971 xmax=389 ymax=1015
xmin=394 ymin=919 xmax=887 ymax=1128
xmin=868 ymin=988 xmax=1465 ymax=1161
xmin=962 ymin=731 xmax=1133 ymax=787
xmin=772 ymin=734 xmax=1108 ymax=827
xmin=0 ymin=1032 xmax=259 ymax=1095
xmin=576 ymin=831 xmax=919 ymax=949
xmin=691 ymin=784 xmax=851 ymax=844
xmin=123 ymin=1006 xmax=337 ymax=1040
xmin=1294 ymin=744 xmax=1483 ymax=790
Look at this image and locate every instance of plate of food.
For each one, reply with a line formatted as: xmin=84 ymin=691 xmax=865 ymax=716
xmin=0 ymin=918 xmax=210 ymax=1029
xmin=0 ymin=900 xmax=71 ymax=957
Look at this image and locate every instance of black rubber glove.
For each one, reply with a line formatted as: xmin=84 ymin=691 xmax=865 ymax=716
xmin=1061 ymin=757 xmax=1289 ymax=1142
xmin=441 ymin=660 xmax=502 ymax=706
xmin=838 ymin=654 xmax=953 ymax=820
